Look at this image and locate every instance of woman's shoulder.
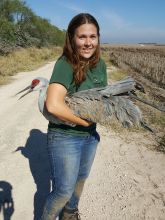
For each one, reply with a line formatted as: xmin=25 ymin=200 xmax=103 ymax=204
xmin=56 ymin=55 xmax=69 ymax=64
xmin=94 ymin=57 xmax=106 ymax=70
xmin=56 ymin=55 xmax=71 ymax=66
xmin=50 ymin=56 xmax=74 ymax=86
xmin=99 ymin=57 xmax=106 ymax=66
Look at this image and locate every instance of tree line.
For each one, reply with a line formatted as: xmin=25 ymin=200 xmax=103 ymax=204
xmin=0 ymin=0 xmax=65 ymax=55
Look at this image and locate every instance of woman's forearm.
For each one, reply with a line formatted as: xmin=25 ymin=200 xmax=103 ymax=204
xmin=45 ymin=83 xmax=92 ymax=127
xmin=46 ymin=101 xmax=91 ymax=127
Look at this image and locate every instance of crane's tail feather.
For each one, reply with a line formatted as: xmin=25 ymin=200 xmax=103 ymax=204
xmin=70 ymin=95 xmax=151 ymax=131
xmin=140 ymin=121 xmax=154 ymax=133
xmin=129 ymin=93 xmax=165 ymax=112
xmin=134 ymin=81 xmax=145 ymax=93
xmin=106 ymin=96 xmax=152 ymax=131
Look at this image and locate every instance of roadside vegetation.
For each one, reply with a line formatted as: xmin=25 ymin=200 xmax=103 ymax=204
xmin=0 ymin=0 xmax=65 ymax=85
xmin=0 ymin=0 xmax=65 ymax=55
xmin=0 ymin=46 xmax=62 ymax=85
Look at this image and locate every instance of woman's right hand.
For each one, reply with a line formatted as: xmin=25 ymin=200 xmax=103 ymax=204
xmin=83 ymin=120 xmax=94 ymax=127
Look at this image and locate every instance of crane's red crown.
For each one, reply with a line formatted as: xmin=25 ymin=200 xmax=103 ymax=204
xmin=32 ymin=79 xmax=40 ymax=88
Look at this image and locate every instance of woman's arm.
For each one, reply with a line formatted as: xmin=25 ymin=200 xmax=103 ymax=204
xmin=46 ymin=83 xmax=92 ymax=127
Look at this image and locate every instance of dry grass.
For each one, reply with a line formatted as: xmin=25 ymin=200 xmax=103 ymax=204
xmin=108 ymin=45 xmax=165 ymax=88
xmin=101 ymin=45 xmax=165 ymax=153
xmin=0 ymin=46 xmax=62 ymax=85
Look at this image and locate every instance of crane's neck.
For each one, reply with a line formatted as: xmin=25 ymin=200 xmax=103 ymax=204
xmin=38 ymin=85 xmax=48 ymax=113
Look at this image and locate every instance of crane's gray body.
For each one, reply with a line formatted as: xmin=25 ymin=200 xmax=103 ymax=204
xmin=16 ymin=76 xmax=165 ymax=131
xmin=34 ymin=76 xmax=144 ymax=128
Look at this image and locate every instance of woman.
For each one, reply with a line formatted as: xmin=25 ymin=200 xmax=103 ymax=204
xmin=41 ymin=13 xmax=107 ymax=220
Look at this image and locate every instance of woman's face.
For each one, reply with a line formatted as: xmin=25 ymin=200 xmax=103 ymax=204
xmin=74 ymin=23 xmax=99 ymax=59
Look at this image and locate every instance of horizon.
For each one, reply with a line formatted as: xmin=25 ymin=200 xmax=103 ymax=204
xmin=25 ymin=0 xmax=165 ymax=44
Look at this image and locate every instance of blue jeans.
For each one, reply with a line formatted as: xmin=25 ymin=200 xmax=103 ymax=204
xmin=41 ymin=130 xmax=100 ymax=220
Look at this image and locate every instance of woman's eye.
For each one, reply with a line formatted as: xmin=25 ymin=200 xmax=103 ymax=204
xmin=79 ymin=36 xmax=85 ymax=39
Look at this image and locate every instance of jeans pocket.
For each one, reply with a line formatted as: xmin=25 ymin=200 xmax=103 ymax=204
xmin=92 ymin=131 xmax=100 ymax=142
xmin=47 ymin=132 xmax=57 ymax=145
xmin=47 ymin=131 xmax=76 ymax=146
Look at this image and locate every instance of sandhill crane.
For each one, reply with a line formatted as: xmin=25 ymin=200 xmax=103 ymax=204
xmin=16 ymin=76 xmax=164 ymax=131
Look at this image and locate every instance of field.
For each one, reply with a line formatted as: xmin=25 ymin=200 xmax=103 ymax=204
xmin=101 ymin=44 xmax=165 ymax=101
xmin=101 ymin=44 xmax=165 ymax=152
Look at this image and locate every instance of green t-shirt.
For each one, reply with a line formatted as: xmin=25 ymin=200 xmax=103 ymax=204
xmin=48 ymin=56 xmax=107 ymax=136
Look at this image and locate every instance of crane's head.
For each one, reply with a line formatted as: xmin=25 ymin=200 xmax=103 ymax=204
xmin=16 ymin=77 xmax=49 ymax=99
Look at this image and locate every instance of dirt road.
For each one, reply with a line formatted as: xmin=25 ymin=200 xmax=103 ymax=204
xmin=0 ymin=61 xmax=165 ymax=220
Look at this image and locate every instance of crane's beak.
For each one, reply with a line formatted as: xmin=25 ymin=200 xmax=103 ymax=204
xmin=15 ymin=85 xmax=33 ymax=99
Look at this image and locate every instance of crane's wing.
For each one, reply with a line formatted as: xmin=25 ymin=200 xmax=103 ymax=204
xmin=71 ymin=76 xmax=138 ymax=98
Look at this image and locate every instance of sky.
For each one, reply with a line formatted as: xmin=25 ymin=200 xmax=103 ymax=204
xmin=25 ymin=0 xmax=165 ymax=44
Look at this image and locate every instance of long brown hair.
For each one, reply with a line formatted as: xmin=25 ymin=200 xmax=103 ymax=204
xmin=62 ymin=13 xmax=100 ymax=85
